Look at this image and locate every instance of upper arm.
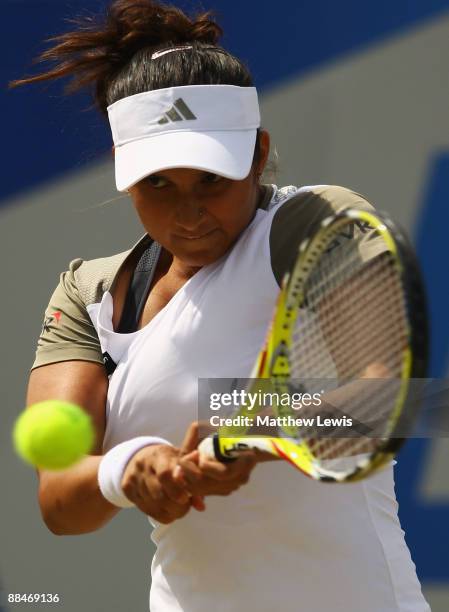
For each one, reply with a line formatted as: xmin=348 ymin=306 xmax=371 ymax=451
xmin=27 ymin=258 xmax=109 ymax=459
xmin=26 ymin=361 xmax=109 ymax=456
xmin=26 ymin=362 xmax=113 ymax=532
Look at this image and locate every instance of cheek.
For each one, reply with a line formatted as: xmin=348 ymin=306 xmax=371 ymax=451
xmin=131 ymin=180 xmax=258 ymax=246
xmin=215 ymin=187 xmax=257 ymax=232
xmin=133 ymin=200 xmax=169 ymax=236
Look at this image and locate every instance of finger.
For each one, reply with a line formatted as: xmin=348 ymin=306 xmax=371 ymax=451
xmin=191 ymin=495 xmax=206 ymax=512
xmin=177 ymin=456 xmax=244 ymax=496
xmin=180 ymin=422 xmax=200 ymax=455
xmin=172 ymin=459 xmax=203 ymax=490
xmin=139 ymin=474 xmax=169 ymax=503
xmin=172 ymin=464 xmax=187 ymax=485
xmin=158 ymin=471 xmax=191 ymax=504
xmin=155 ymin=502 xmax=190 ymax=524
xmin=133 ymin=475 xmax=191 ymax=521
xmin=160 ymin=497 xmax=192 ymax=520
xmin=139 ymin=476 xmax=191 ymax=518
xmin=150 ymin=452 xmax=192 ymax=503
xmin=198 ymin=453 xmax=256 ymax=480
xmin=180 ymin=421 xmax=217 ymax=456
xmin=178 ymin=456 xmax=203 ymax=483
xmin=181 ymin=449 xmax=200 ymax=464
xmin=176 ymin=460 xmax=212 ymax=497
xmin=197 ymin=455 xmax=230 ymax=478
xmin=138 ymin=468 xmax=188 ymax=505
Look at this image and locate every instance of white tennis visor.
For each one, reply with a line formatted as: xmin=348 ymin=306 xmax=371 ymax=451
xmin=107 ymin=85 xmax=261 ymax=192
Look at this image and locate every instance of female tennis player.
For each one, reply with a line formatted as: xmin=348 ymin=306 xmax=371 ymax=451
xmin=17 ymin=1 xmax=430 ymax=610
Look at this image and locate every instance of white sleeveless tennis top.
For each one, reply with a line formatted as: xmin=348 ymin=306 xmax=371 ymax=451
xmin=85 ymin=185 xmax=430 ymax=612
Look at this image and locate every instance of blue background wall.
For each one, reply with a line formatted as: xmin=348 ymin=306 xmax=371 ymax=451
xmin=4 ymin=0 xmax=449 ymax=203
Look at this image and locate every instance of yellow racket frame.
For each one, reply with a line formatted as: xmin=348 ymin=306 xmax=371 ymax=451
xmin=208 ymin=209 xmax=421 ymax=482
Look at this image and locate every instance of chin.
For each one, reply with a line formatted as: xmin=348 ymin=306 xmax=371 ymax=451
xmin=170 ymin=235 xmax=230 ymax=267
xmin=178 ymin=244 xmax=228 ymax=267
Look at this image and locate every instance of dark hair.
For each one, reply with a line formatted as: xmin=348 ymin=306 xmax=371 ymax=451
xmin=10 ymin=0 xmax=254 ymax=114
xmin=10 ymin=0 xmax=263 ymax=167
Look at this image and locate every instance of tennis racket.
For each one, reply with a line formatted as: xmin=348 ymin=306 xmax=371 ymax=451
xmin=198 ymin=207 xmax=428 ymax=482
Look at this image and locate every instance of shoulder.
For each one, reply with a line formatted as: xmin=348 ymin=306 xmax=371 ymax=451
xmin=268 ymin=183 xmax=374 ymax=231
xmin=66 ymin=233 xmax=150 ymax=307
xmin=268 ymin=184 xmax=373 ymax=215
xmin=30 ymin=234 xmax=150 ymax=372
xmin=268 ymin=184 xmax=375 ymax=286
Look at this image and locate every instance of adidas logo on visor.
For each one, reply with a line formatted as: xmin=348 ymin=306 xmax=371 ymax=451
xmin=158 ymin=98 xmax=197 ymax=124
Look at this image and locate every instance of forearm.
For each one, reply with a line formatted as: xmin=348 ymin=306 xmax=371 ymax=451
xmin=38 ymin=455 xmax=121 ymax=535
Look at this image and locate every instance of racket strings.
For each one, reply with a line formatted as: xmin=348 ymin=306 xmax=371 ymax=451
xmin=289 ymin=245 xmax=385 ymax=376
xmin=284 ymin=227 xmax=409 ymax=465
xmin=302 ymin=238 xmax=367 ymax=305
xmin=291 ymin=255 xmax=407 ymax=380
xmin=288 ymin=379 xmax=399 ymax=460
xmin=308 ymin=284 xmax=406 ymax=379
xmin=307 ymin=379 xmax=401 ymax=461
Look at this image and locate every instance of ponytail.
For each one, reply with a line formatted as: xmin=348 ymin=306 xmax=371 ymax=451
xmin=10 ymin=0 xmax=253 ymax=115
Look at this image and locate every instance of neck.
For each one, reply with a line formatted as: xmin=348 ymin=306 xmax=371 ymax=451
xmin=169 ymin=258 xmax=202 ymax=280
xmin=159 ymin=249 xmax=201 ymax=280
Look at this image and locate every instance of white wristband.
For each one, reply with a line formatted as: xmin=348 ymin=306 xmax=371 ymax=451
xmin=98 ymin=436 xmax=172 ymax=508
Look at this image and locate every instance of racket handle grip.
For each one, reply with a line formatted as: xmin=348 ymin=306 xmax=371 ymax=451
xmin=198 ymin=434 xmax=236 ymax=463
xmin=198 ymin=436 xmax=215 ymax=458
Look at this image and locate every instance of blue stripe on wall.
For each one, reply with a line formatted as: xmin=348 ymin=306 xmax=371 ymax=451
xmin=3 ymin=0 xmax=449 ymax=202
xmin=395 ymin=152 xmax=449 ymax=581
xmin=415 ymin=153 xmax=449 ymax=378
xmin=395 ymin=440 xmax=448 ymax=581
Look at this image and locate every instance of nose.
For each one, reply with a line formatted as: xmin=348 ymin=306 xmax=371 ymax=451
xmin=175 ymin=200 xmax=204 ymax=230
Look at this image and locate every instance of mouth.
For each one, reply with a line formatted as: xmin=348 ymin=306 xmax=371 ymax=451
xmin=175 ymin=229 xmax=217 ymax=240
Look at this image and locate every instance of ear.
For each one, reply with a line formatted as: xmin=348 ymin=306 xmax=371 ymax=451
xmin=257 ymin=130 xmax=270 ymax=175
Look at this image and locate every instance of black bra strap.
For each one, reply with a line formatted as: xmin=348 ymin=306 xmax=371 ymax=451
xmin=117 ymin=238 xmax=162 ymax=334
xmin=102 ymin=237 xmax=161 ymax=375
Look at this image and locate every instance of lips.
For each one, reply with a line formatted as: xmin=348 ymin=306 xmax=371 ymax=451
xmin=175 ymin=229 xmax=217 ymax=240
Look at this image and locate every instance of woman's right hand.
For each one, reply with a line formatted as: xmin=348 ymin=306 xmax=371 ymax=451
xmin=120 ymin=444 xmax=204 ymax=524
xmin=174 ymin=422 xmax=259 ymax=499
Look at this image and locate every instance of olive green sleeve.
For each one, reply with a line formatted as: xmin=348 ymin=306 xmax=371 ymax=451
xmin=269 ymin=185 xmax=376 ymax=287
xmin=30 ymin=258 xmax=104 ymax=371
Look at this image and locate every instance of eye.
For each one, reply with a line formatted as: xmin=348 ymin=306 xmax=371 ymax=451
xmin=203 ymin=173 xmax=223 ymax=184
xmin=145 ymin=174 xmax=169 ymax=188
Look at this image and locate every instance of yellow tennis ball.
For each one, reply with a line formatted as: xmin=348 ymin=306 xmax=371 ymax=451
xmin=13 ymin=400 xmax=95 ymax=470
